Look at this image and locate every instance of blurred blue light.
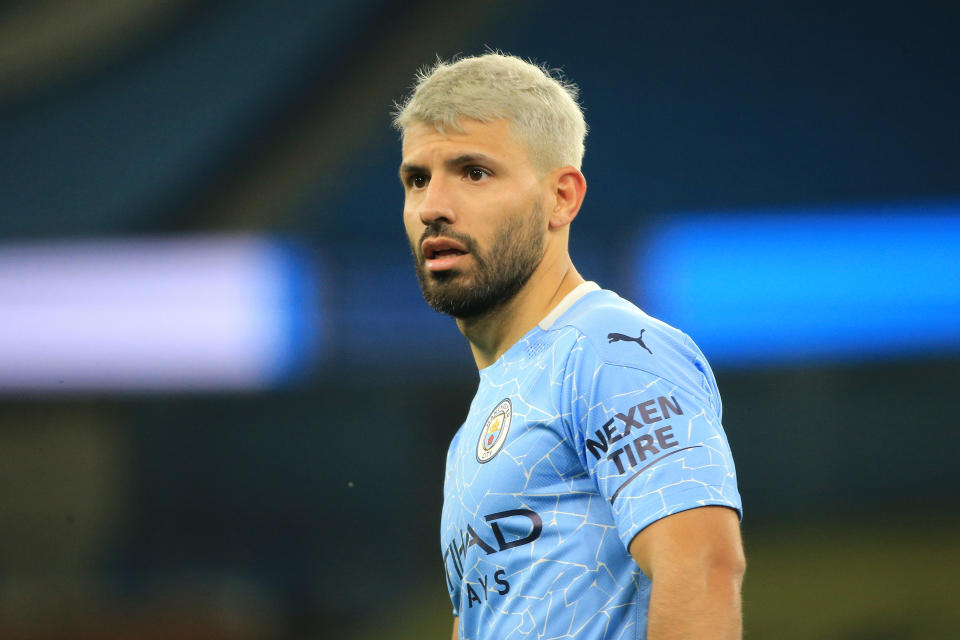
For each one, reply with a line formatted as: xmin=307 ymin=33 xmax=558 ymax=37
xmin=262 ymin=237 xmax=324 ymax=384
xmin=638 ymin=203 xmax=960 ymax=367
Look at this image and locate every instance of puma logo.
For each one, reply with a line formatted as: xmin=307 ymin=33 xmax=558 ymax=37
xmin=607 ymin=330 xmax=653 ymax=355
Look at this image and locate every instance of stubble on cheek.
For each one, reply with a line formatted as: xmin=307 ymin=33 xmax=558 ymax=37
xmin=409 ymin=202 xmax=545 ymax=319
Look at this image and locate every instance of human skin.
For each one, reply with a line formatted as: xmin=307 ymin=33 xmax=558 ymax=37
xmin=400 ymin=117 xmax=586 ymax=370
xmin=400 ymin=117 xmax=745 ymax=640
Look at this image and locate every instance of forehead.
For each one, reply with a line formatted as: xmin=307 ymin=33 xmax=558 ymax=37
xmin=401 ymin=118 xmax=531 ymax=165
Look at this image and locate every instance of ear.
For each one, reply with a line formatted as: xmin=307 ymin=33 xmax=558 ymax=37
xmin=547 ymin=167 xmax=587 ymax=230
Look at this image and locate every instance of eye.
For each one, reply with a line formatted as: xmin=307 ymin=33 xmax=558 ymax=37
xmin=410 ymin=175 xmax=428 ymax=189
xmin=466 ymin=167 xmax=490 ymax=182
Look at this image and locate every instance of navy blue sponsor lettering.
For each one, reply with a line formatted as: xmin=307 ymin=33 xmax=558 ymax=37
xmin=464 ymin=570 xmax=512 ymax=608
xmin=486 ymin=509 xmax=542 ymax=551
xmin=615 ymin=405 xmax=644 ymax=433
xmin=466 ymin=523 xmax=496 ymax=555
xmin=637 ymin=399 xmax=660 ymax=424
xmin=494 ymin=569 xmax=510 ymax=595
xmin=588 ymin=395 xmax=685 ymax=476
xmin=603 ymin=418 xmax=622 ymax=445
xmin=586 ymin=418 xmax=616 ymax=459
xmin=607 ymin=425 xmax=680 ymax=474
xmin=443 ymin=510 xmax=538 ymax=601
xmin=466 ymin=583 xmax=482 ymax=608
xmin=586 ymin=394 xmax=683 ymax=463
xmin=659 ymin=395 xmax=683 ymax=420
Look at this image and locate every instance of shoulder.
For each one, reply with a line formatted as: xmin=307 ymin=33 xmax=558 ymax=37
xmin=552 ymin=289 xmax=720 ymax=410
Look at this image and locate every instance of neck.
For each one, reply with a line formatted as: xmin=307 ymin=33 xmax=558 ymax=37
xmin=457 ymin=252 xmax=584 ymax=370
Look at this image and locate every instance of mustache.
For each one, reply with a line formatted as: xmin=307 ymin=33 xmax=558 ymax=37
xmin=418 ymin=223 xmax=480 ymax=256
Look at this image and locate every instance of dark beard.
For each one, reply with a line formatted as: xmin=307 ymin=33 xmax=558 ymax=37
xmin=411 ymin=203 xmax=545 ymax=319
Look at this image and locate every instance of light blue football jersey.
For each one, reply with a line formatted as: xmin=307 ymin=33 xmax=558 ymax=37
xmin=441 ymin=282 xmax=741 ymax=640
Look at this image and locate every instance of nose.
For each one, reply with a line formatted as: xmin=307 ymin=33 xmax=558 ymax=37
xmin=417 ymin=178 xmax=456 ymax=227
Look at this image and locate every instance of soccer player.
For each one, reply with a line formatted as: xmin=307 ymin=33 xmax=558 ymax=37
xmin=394 ymin=53 xmax=744 ymax=640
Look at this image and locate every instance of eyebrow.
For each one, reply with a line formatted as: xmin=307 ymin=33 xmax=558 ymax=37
xmin=398 ymin=153 xmax=499 ymax=181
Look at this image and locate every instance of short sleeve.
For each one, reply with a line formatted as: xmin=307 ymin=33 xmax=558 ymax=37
xmin=564 ymin=345 xmax=742 ymax=551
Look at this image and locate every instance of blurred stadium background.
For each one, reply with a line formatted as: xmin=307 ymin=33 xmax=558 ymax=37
xmin=0 ymin=1 xmax=958 ymax=638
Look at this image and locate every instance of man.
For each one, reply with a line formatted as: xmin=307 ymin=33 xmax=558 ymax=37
xmin=394 ymin=53 xmax=744 ymax=640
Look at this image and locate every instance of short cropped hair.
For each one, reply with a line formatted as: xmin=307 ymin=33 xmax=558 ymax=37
xmin=393 ymin=53 xmax=587 ymax=173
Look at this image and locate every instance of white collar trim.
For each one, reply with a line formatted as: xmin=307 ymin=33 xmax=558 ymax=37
xmin=538 ymin=281 xmax=600 ymax=330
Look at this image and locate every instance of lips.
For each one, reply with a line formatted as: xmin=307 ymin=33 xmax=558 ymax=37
xmin=421 ymin=237 xmax=470 ymax=272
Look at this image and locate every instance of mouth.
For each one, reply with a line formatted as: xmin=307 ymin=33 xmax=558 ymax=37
xmin=421 ymin=237 xmax=470 ymax=272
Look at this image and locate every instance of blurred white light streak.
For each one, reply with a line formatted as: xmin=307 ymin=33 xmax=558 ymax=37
xmin=0 ymin=235 xmax=316 ymax=392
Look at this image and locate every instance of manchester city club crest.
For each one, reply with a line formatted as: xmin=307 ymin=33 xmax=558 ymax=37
xmin=476 ymin=398 xmax=512 ymax=464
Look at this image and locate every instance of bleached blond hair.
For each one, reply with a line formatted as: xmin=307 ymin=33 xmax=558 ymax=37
xmin=393 ymin=53 xmax=587 ymax=173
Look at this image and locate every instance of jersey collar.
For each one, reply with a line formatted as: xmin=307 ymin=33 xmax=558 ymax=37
xmin=538 ymin=281 xmax=600 ymax=330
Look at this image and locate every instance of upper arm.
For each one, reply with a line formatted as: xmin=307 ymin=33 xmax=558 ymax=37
xmin=451 ymin=616 xmax=458 ymax=640
xmin=628 ymin=505 xmax=745 ymax=579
